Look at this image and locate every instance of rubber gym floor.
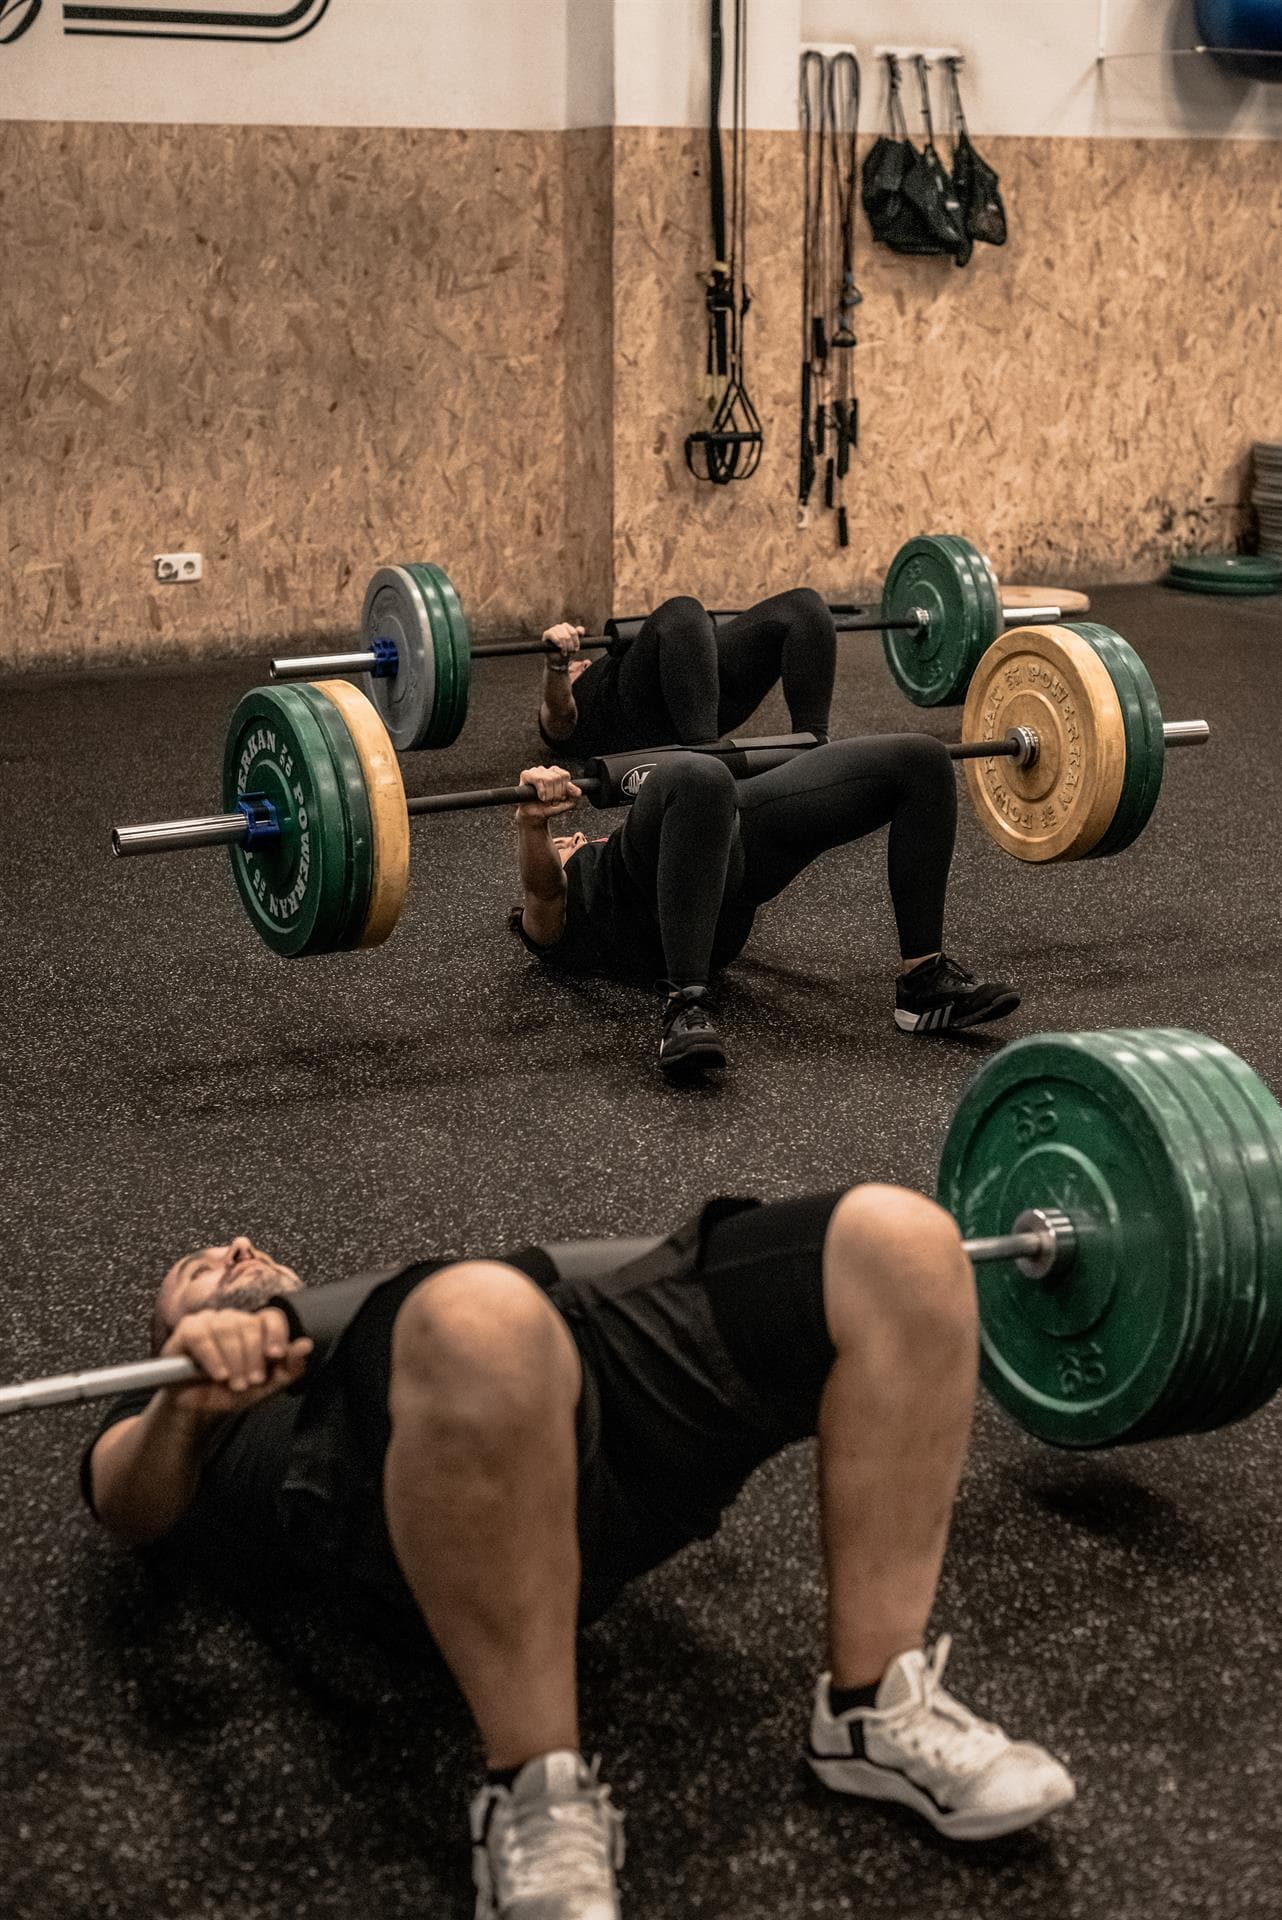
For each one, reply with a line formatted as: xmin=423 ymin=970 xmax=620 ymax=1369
xmin=1 ymin=583 xmax=1279 ymax=1920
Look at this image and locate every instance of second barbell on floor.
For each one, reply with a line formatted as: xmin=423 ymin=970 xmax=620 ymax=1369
xmin=268 ymin=535 xmax=1070 ymax=750
xmin=111 ymin=623 xmax=1208 ymax=959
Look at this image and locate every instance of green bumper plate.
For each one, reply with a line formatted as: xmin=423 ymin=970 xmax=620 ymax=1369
xmin=881 ymin=534 xmax=990 ymax=707
xmin=361 ymin=566 xmax=439 ymax=753
xmin=938 ymin=1030 xmax=1220 ymax=1448
xmin=1165 ymin=554 xmax=1282 ymax=595
xmin=222 ymin=685 xmax=352 ymax=957
xmin=291 ymin=683 xmax=375 ymax=952
xmin=951 ymin=535 xmax=1002 ymax=652
xmin=417 ymin=561 xmax=473 ymax=748
xmin=1180 ymin=1034 xmax=1282 ymax=1427
xmin=1068 ymin=624 xmax=1165 ymax=860
xmin=407 ymin=562 xmax=471 ymax=749
xmin=1108 ymin=1032 xmax=1247 ymax=1441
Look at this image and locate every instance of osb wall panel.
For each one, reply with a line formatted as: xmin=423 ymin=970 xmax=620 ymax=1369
xmin=561 ymin=127 xmax=615 ymax=623
xmin=5 ymin=122 xmax=1278 ymax=674
xmin=610 ymin=128 xmax=1280 ymax=610
xmin=0 ymin=123 xmax=566 ymax=673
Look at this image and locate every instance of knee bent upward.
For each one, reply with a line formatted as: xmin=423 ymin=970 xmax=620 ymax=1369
xmin=776 ymin=585 xmax=832 ymax=631
xmin=641 ymin=748 xmax=738 ymax=803
xmin=739 ymin=585 xmax=831 ymax=632
xmin=823 ymin=1185 xmax=975 ymax=1345
xmin=390 ymin=1262 xmax=581 ymax=1430
xmin=895 ymin=732 xmax=956 ymax=790
xmin=806 ymin=732 xmax=954 ymax=792
xmin=650 ymin=594 xmax=712 ymax=633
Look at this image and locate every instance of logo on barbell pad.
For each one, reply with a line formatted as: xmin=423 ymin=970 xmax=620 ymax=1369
xmin=622 ymin=764 xmax=657 ymax=797
xmin=0 ymin=0 xmax=42 ymax=45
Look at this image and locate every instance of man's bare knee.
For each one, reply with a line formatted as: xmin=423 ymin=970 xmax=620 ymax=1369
xmin=390 ymin=1262 xmax=581 ymax=1437
xmin=823 ymin=1185 xmax=974 ymax=1348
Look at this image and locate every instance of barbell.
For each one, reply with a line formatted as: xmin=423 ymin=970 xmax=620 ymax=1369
xmin=110 ymin=624 xmax=1208 ymax=958
xmin=266 ymin=536 xmax=1068 ymax=751
xmin=7 ymin=1026 xmax=1280 ymax=1455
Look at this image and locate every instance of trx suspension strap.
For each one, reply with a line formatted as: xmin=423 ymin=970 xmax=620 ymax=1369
xmin=798 ymin=47 xmax=862 ymax=543
xmin=798 ymin=49 xmax=827 ymax=523
xmin=686 ymin=0 xmax=762 ymax=485
xmin=827 ymin=51 xmax=861 ymax=548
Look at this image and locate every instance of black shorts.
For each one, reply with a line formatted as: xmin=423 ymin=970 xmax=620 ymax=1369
xmin=87 ymin=1194 xmax=842 ymax=1633
xmin=552 ymin=1190 xmax=841 ymax=1618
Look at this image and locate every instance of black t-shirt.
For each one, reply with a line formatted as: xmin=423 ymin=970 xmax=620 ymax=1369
xmin=510 ymin=836 xmax=668 ymax=979
xmin=510 ymin=833 xmax=755 ymax=983
xmin=80 ymin=1382 xmax=308 ymax=1581
xmin=538 ymin=648 xmax=631 ymax=762
xmin=74 ymin=1200 xmax=844 ymax=1630
xmin=79 ymin=1250 xmax=562 ymax=1601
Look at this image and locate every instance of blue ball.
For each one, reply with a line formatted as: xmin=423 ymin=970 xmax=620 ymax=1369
xmin=1195 ymin=0 xmax=1282 ymax=77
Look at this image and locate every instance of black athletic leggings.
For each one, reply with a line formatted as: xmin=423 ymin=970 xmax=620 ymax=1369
xmin=614 ymin=736 xmax=957 ymax=986
xmin=612 ymin=589 xmax=836 ymax=747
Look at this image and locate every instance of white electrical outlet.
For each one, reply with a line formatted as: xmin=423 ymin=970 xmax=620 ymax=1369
xmin=155 ymin=552 xmax=203 ymax=583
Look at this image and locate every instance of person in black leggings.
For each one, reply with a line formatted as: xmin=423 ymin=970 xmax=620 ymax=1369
xmin=511 ymin=739 xmax=1019 ymax=1075
xmin=538 ymin=590 xmax=837 ymax=759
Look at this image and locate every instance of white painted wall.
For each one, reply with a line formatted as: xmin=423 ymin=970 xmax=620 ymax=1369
xmin=612 ymin=0 xmax=801 ymax=132
xmin=566 ymin=0 xmax=615 ymax=128
xmin=0 ymin=0 xmax=571 ymax=129
xmin=802 ymin=0 xmax=1282 ymax=138
xmin=2 ymin=0 xmax=1280 ymax=135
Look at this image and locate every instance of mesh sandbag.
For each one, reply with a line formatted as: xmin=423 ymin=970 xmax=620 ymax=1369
xmin=946 ymin=60 xmax=1006 ymax=258
xmin=861 ymin=58 xmax=965 ymax=258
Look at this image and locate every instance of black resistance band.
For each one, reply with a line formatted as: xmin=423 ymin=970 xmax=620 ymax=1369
xmin=686 ymin=0 xmax=762 ymax=486
xmin=827 ymin=51 xmax=861 ymax=548
xmin=798 ymin=48 xmax=827 ymax=522
xmin=797 ymin=46 xmax=862 ymax=544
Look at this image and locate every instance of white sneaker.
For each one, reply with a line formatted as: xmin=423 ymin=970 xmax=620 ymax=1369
xmin=807 ymin=1636 xmax=1076 ymax=1840
xmin=471 ymin=1750 xmax=625 ymax=1920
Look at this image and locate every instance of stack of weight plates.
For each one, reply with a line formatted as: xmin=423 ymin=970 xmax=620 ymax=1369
xmin=222 ymin=682 xmax=409 ymax=957
xmin=880 ymin=533 xmax=1000 ymax=706
xmin=361 ymin=564 xmax=473 ymax=751
xmin=937 ymin=1028 xmax=1282 ymax=1449
xmin=1164 ymin=552 xmax=1282 ymax=595
xmin=1253 ymin=439 xmax=1282 ymax=556
xmin=1068 ymin=624 xmax=1165 ymax=860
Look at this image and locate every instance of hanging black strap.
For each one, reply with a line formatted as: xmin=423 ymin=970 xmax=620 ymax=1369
xmin=827 ymin=52 xmax=860 ymax=547
xmin=798 ymin=47 xmax=861 ymax=547
xmin=913 ymin=54 xmax=938 ymax=153
xmin=798 ymin=48 xmax=826 ymax=517
xmin=705 ymin=0 xmax=731 ymax=386
xmin=686 ymin=0 xmax=762 ymax=486
xmin=887 ymin=53 xmax=910 ymax=143
xmin=828 ymin=53 xmax=861 ymax=348
xmin=944 ymin=54 xmax=968 ymax=146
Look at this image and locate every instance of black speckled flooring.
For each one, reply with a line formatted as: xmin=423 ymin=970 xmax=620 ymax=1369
xmin=2 ymin=583 xmax=1281 ymax=1920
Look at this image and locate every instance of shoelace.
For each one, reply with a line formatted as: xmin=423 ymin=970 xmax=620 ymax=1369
xmin=927 ymin=954 xmax=977 ymax=993
xmin=665 ymin=995 xmax=713 ymax=1032
xmin=879 ymin=1637 xmax=1006 ymax=1775
xmin=493 ymin=1789 xmax=622 ymax=1904
xmin=675 ymin=1004 xmax=713 ymax=1031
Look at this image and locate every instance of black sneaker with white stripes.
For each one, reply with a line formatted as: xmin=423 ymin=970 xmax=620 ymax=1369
xmin=894 ymin=953 xmax=1019 ymax=1034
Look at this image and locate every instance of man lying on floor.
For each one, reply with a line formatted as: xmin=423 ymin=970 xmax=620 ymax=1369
xmin=83 ymin=1204 xmax=1073 ymax=1920
xmin=510 ymin=746 xmax=1018 ymax=1077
